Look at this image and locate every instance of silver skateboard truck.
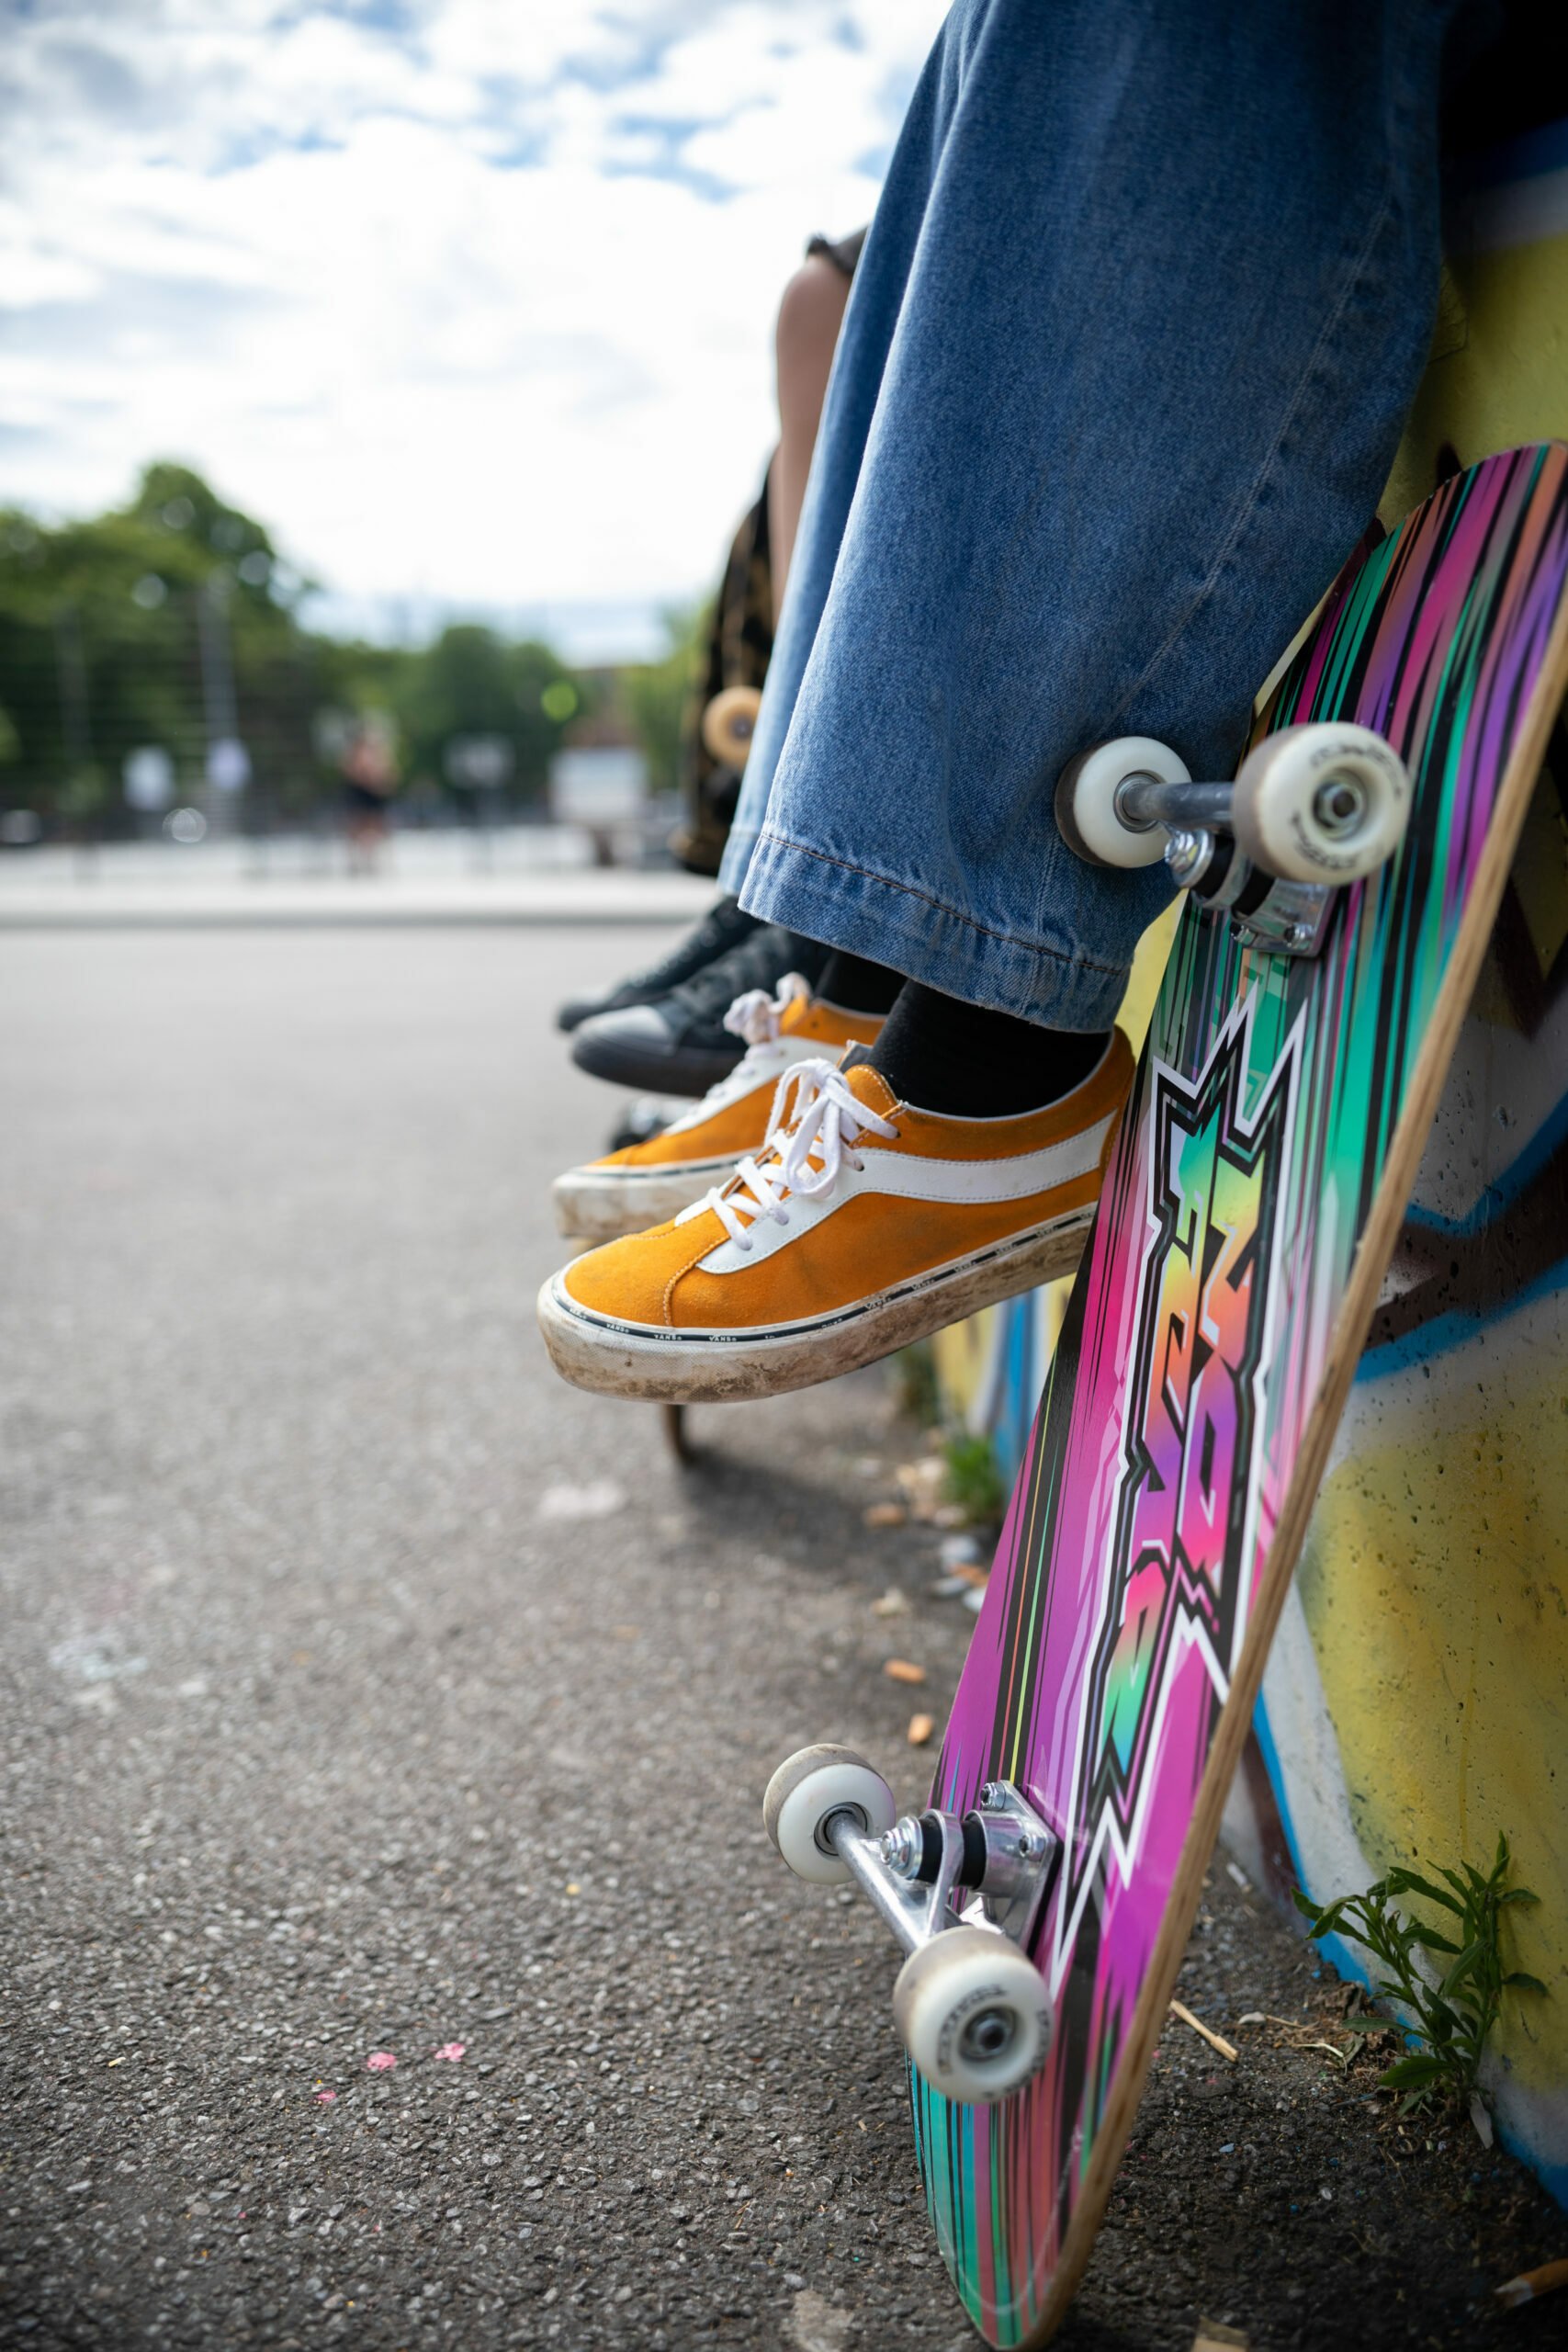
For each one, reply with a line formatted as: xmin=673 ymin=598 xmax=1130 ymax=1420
xmin=1055 ymin=722 xmax=1410 ymax=956
xmin=764 ymin=1745 xmax=1059 ymax=2105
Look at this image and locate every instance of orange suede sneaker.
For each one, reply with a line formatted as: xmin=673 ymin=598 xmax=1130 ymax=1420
xmin=552 ymin=977 xmax=885 ymax=1243
xmin=537 ymin=1033 xmax=1133 ymax=1402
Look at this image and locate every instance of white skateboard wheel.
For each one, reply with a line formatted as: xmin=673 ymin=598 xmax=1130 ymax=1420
xmin=893 ymin=1926 xmax=1053 ymax=2104
xmin=1232 ymin=722 xmax=1409 ymax=883
xmin=1055 ymin=738 xmax=1191 ymax=868
xmin=702 ymin=685 xmax=763 ymax=768
xmin=763 ymin=1745 xmax=896 ymax=1885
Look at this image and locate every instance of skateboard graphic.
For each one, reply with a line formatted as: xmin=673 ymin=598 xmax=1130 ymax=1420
xmin=765 ymin=445 xmax=1568 ymax=2345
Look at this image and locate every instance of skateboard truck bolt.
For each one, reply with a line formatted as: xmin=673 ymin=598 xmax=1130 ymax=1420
xmin=881 ymin=1818 xmax=926 ymax=1880
xmin=1164 ymin=829 xmax=1212 ymax=889
xmin=1312 ymin=773 xmax=1368 ymax=833
xmin=961 ymin=2008 xmax=1017 ymax=2064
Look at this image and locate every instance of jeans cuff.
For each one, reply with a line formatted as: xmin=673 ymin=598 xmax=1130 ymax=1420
xmin=738 ymin=829 xmax=1132 ymax=1032
xmin=716 ymin=818 xmax=761 ymax=898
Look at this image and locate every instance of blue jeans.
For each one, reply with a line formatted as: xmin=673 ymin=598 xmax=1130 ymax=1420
xmin=721 ymin=0 xmax=1460 ymax=1029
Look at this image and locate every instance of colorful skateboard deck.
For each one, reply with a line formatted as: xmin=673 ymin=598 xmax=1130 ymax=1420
xmin=912 ymin=445 xmax=1568 ymax=2346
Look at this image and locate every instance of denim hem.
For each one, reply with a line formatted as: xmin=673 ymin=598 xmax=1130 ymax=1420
xmin=716 ymin=818 xmax=760 ymax=899
xmin=739 ymin=829 xmax=1134 ymax=1033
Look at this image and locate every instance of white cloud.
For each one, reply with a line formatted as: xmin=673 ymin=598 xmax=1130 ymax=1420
xmin=0 ymin=0 xmax=950 ymax=647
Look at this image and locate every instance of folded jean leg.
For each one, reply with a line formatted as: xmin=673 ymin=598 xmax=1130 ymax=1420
xmin=721 ymin=0 xmax=1460 ymax=1028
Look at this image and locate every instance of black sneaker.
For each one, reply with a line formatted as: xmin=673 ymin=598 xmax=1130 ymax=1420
xmin=556 ymin=894 xmax=761 ymax=1032
xmin=570 ymin=924 xmax=828 ymax=1095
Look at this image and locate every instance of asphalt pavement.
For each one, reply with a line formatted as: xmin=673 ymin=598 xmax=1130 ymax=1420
xmin=3 ymin=927 xmax=1562 ymax=2352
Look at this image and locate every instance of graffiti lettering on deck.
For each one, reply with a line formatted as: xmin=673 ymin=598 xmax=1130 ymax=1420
xmin=1066 ymin=1000 xmax=1295 ymax=1926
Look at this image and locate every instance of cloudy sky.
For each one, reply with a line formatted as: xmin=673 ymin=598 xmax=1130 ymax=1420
xmin=0 ymin=0 xmax=949 ymax=655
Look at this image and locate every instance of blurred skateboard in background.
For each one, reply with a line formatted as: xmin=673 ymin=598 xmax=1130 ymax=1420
xmin=764 ymin=444 xmax=1568 ymax=2345
xmin=702 ymin=684 xmax=762 ymax=768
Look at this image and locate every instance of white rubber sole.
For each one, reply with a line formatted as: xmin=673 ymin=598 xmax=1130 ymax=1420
xmin=536 ymin=1208 xmax=1097 ymax=1404
xmin=550 ymin=1159 xmax=732 ymax=1244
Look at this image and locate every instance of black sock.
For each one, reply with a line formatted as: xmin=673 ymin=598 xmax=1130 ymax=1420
xmin=780 ymin=930 xmax=830 ymax=987
xmin=815 ymin=949 xmax=907 ymax=1017
xmin=867 ymin=982 xmax=1111 ymax=1117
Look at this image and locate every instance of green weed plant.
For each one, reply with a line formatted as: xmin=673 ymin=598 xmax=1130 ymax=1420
xmin=941 ymin=1430 xmax=1007 ymax=1526
xmin=893 ymin=1341 xmax=941 ymax=1430
xmin=1294 ymin=1832 xmax=1544 ymax=2114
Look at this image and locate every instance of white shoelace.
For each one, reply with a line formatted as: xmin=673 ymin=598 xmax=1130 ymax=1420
xmin=661 ymin=972 xmax=813 ymax=1137
xmin=675 ymin=1057 xmax=899 ymax=1251
xmin=721 ymin=970 xmax=811 ymax=1048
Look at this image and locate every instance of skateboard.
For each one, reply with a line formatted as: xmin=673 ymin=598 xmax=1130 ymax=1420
xmin=763 ymin=444 xmax=1568 ymax=2345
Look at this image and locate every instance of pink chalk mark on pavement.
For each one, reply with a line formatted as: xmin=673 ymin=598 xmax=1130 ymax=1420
xmin=313 ymin=2089 xmax=337 ymax=2106
xmin=432 ymin=2041 xmax=466 ymax=2063
xmin=366 ymin=2052 xmax=397 ymax=2073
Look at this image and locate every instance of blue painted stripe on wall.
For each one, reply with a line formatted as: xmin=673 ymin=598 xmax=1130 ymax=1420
xmin=1448 ymin=113 xmax=1568 ymax=196
xmin=1357 ymin=1250 xmax=1568 ymax=1384
xmin=1404 ymin=1088 xmax=1568 ymax=1239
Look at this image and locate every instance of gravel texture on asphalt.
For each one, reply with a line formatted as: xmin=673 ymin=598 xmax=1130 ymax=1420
xmin=2 ymin=929 xmax=1563 ymax=2352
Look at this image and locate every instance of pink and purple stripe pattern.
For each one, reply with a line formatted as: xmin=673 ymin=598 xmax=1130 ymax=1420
xmin=913 ymin=446 xmax=1568 ymax=2346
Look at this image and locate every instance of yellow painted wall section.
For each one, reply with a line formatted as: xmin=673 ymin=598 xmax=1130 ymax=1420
xmin=1297 ymin=1335 xmax=1568 ymax=2119
xmin=1381 ymin=238 xmax=1568 ymax=526
xmin=1281 ymin=157 xmax=1568 ymax=2188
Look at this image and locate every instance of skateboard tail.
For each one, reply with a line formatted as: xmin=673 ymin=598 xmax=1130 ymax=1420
xmin=916 ymin=445 xmax=1568 ymax=2349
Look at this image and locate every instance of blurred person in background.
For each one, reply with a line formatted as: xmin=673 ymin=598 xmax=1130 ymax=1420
xmin=341 ymin=714 xmax=400 ymax=877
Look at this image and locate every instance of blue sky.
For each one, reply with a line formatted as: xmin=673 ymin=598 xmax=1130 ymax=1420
xmin=0 ymin=0 xmax=948 ymax=656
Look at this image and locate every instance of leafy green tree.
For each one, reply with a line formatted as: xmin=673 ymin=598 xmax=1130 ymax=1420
xmin=393 ymin=625 xmax=580 ymax=805
xmin=0 ymin=461 xmax=583 ymax=831
xmin=0 ymin=460 xmax=315 ymax=826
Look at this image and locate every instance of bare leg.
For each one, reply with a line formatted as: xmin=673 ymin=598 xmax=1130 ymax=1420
xmin=769 ymin=255 xmax=851 ymax=622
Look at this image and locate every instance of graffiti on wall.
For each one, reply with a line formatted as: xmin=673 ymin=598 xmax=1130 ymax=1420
xmin=1225 ymin=748 xmax=1568 ymax=2200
